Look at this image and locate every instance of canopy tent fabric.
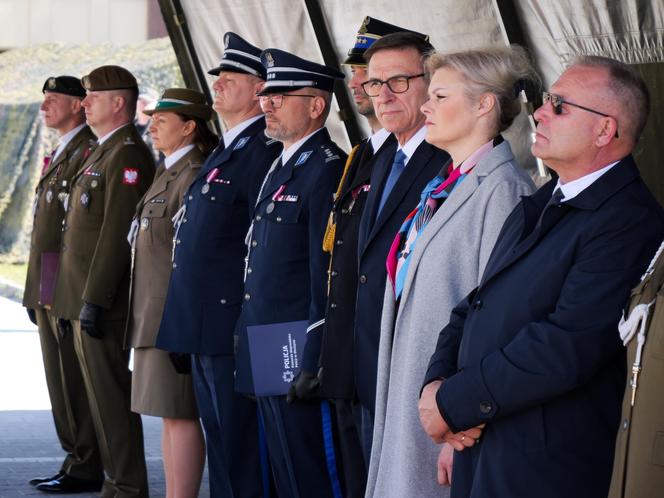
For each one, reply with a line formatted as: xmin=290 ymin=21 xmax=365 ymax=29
xmin=0 ymin=37 xmax=183 ymax=262
xmin=162 ymin=0 xmax=664 ymax=203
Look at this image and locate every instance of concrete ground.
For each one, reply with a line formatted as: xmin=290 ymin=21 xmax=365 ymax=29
xmin=0 ymin=297 xmax=209 ymax=497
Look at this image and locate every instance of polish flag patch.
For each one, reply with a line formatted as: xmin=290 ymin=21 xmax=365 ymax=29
xmin=123 ymin=168 xmax=139 ymax=185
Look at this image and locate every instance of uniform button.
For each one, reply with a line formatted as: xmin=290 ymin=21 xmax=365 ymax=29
xmin=244 ymin=293 xmax=251 ymax=301
xmin=62 ymin=224 xmax=68 ymax=231
xmin=188 ymin=195 xmax=193 ymax=200
xmin=330 ymin=303 xmax=337 ymax=309
xmin=256 ymin=215 xmax=262 ymax=221
xmin=479 ymin=401 xmax=492 ymax=414
xmin=622 ymin=419 xmax=629 ymax=430
xmin=172 ymin=262 xmax=177 ymax=268
xmin=359 ymin=275 xmax=367 ymax=284
xmin=276 ymin=216 xmax=282 ymax=222
xmin=473 ymin=299 xmax=483 ymax=310
xmin=176 ymin=239 xmax=181 ymax=244
xmin=341 ymin=209 xmax=348 ymax=214
xmin=336 ymin=239 xmax=344 ymax=246
xmin=251 ymin=240 xmax=257 ymax=247
xmin=220 ymin=299 xmax=227 ymax=304
xmin=183 ymin=218 xmax=188 ymax=223
xmin=211 ymin=196 xmax=216 ymax=201
xmin=331 ymin=270 xmax=338 ymax=277
xmin=247 ymin=267 xmax=252 ymax=274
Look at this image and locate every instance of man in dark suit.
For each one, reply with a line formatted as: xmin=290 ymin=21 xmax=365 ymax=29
xmin=155 ymin=33 xmax=281 ymax=498
xmin=419 ymin=56 xmax=664 ymax=498
xmin=234 ymin=48 xmax=347 ymax=498
xmin=318 ymin=18 xmax=426 ymax=497
xmin=23 ymin=76 xmax=103 ymax=493
xmin=353 ymin=32 xmax=449 ymax=457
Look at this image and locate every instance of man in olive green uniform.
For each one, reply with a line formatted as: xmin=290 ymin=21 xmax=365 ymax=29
xmin=50 ymin=65 xmax=155 ymax=498
xmin=609 ymin=242 xmax=664 ymax=498
xmin=23 ymin=76 xmax=104 ymax=493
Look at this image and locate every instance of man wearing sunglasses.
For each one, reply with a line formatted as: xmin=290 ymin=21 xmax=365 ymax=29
xmin=419 ymin=56 xmax=664 ymax=497
xmin=353 ymin=32 xmax=449 ymax=459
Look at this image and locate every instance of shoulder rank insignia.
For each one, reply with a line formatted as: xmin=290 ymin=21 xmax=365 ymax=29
xmin=294 ymin=150 xmax=312 ymax=167
xmin=234 ymin=136 xmax=250 ymax=150
xmin=123 ymin=136 xmax=135 ymax=146
xmin=321 ymin=145 xmax=340 ymax=163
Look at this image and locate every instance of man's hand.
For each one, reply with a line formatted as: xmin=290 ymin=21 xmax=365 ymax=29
xmin=443 ymin=424 xmax=484 ymax=450
xmin=26 ymin=308 xmax=37 ymax=325
xmin=286 ymin=370 xmax=320 ymax=404
xmin=79 ymin=302 xmax=102 ymax=339
xmin=169 ymin=353 xmax=192 ymax=375
xmin=56 ymin=318 xmax=72 ymax=339
xmin=419 ymin=380 xmax=449 ymax=442
xmin=437 ymin=443 xmax=454 ymax=486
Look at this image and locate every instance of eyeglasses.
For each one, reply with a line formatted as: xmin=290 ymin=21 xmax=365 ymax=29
xmin=542 ymin=91 xmax=619 ymax=137
xmin=258 ymin=94 xmax=316 ymax=109
xmin=361 ymin=74 xmax=425 ymax=97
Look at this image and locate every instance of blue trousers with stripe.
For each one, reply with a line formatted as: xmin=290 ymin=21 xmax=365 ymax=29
xmin=257 ymin=396 xmax=344 ymax=498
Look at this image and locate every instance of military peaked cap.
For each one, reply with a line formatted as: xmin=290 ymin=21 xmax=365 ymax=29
xmin=258 ymin=48 xmax=344 ymax=94
xmin=208 ymin=32 xmax=266 ymax=79
xmin=344 ymin=16 xmax=430 ymax=66
xmin=143 ymin=88 xmax=213 ymax=121
xmin=81 ymin=65 xmax=138 ymax=91
xmin=42 ymin=76 xmax=86 ymax=97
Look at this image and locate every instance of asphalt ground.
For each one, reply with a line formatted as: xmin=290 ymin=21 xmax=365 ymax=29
xmin=0 ymin=296 xmax=209 ymax=497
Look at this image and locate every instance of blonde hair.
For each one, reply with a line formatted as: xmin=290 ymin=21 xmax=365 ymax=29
xmin=425 ymin=45 xmax=540 ymax=133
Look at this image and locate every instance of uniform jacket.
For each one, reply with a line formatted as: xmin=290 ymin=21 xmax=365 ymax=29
xmin=235 ymin=127 xmax=346 ymax=394
xmin=156 ymin=118 xmax=281 ymax=355
xmin=319 ymin=134 xmax=397 ymax=399
xmin=125 ymin=147 xmax=205 ymax=348
xmin=51 ymin=124 xmax=155 ymax=321
xmin=23 ymin=125 xmax=96 ymax=309
xmin=423 ymin=156 xmax=664 ymax=498
xmin=608 ymin=242 xmax=664 ymax=498
xmin=366 ymin=141 xmax=535 ymax=498
xmin=354 ymin=140 xmax=448 ymax=413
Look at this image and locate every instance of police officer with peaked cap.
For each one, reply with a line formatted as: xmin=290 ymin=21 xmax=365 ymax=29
xmin=155 ymin=33 xmax=282 ymax=498
xmin=51 ymin=65 xmax=155 ymax=498
xmin=233 ymin=47 xmax=348 ymax=498
xmin=24 ymin=76 xmax=103 ymax=493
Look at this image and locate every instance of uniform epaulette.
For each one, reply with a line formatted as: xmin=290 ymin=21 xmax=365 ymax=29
xmin=319 ymin=144 xmax=342 ymax=164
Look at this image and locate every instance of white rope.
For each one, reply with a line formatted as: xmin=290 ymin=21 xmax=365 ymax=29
xmin=640 ymin=238 xmax=664 ymax=281
xmin=171 ymin=204 xmax=187 ymax=262
xmin=618 ymin=300 xmax=655 ymax=406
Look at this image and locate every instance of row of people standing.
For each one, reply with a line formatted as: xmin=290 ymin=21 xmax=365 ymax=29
xmin=23 ymin=14 xmax=663 ymax=498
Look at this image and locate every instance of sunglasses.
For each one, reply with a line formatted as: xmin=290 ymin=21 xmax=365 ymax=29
xmin=542 ymin=92 xmax=618 ymax=138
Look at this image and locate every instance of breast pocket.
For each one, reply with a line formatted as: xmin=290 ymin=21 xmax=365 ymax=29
xmin=263 ymin=202 xmax=304 ymax=254
xmin=72 ymin=176 xmax=105 ymax=223
xmin=140 ymin=202 xmax=171 ymax=246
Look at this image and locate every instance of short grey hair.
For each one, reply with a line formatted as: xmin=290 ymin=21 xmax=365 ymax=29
xmin=572 ymin=55 xmax=649 ymax=143
xmin=425 ymin=45 xmax=540 ymax=133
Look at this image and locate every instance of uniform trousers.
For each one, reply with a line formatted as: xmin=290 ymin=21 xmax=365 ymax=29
xmin=257 ymin=396 xmax=344 ymax=498
xmin=330 ymin=398 xmax=367 ymax=498
xmin=192 ymin=354 xmax=267 ymax=498
xmin=35 ymin=309 xmax=102 ymax=481
xmin=71 ymin=319 xmax=148 ymax=498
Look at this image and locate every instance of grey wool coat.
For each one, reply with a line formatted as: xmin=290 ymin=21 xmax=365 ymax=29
xmin=365 ymin=140 xmax=535 ymax=498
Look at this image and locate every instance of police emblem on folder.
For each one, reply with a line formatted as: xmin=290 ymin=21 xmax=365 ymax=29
xmin=246 ymin=320 xmax=308 ymax=396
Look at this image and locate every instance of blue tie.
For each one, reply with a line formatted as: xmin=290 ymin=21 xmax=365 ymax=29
xmin=377 ymin=149 xmax=407 ymax=215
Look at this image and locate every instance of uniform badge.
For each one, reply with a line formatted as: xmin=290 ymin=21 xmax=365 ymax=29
xmin=91 ymin=180 xmax=98 ymax=188
xmin=234 ymin=136 xmax=250 ymax=150
xmin=359 ymin=16 xmax=369 ymax=34
xmin=294 ymin=150 xmax=312 ymax=167
xmin=123 ymin=168 xmax=139 ymax=185
xmin=80 ymin=192 xmax=90 ymax=207
xmin=46 ymin=190 xmax=54 ymax=203
xmin=123 ymin=137 xmax=135 ymax=145
xmin=201 ymin=183 xmax=210 ymax=195
xmin=47 ymin=77 xmax=57 ymax=89
xmin=266 ymin=202 xmax=275 ymax=214
xmin=82 ymin=76 xmax=91 ymax=90
xmin=140 ymin=217 xmax=150 ymax=230
xmin=265 ymin=51 xmax=275 ymax=68
xmin=224 ymin=33 xmax=230 ymax=48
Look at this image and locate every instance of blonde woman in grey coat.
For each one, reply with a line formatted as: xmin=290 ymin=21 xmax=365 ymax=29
xmin=365 ymin=46 xmax=539 ymax=497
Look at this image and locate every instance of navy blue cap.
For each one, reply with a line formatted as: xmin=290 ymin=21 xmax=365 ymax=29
xmin=344 ymin=16 xmax=430 ymax=66
xmin=43 ymin=76 xmax=86 ymax=97
xmin=208 ymin=32 xmax=266 ymax=79
xmin=258 ymin=49 xmax=345 ymax=94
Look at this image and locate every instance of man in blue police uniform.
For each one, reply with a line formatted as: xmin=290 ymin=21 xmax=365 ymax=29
xmin=155 ymin=33 xmax=281 ymax=498
xmin=354 ymin=32 xmax=449 ymax=457
xmin=234 ymin=48 xmax=348 ymax=498
xmin=318 ymin=17 xmax=426 ymax=497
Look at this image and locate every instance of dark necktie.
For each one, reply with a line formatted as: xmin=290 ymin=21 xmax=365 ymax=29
xmin=377 ymin=149 xmax=407 ymax=215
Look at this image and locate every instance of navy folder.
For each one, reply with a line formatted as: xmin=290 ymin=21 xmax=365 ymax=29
xmin=246 ymin=320 xmax=308 ymax=396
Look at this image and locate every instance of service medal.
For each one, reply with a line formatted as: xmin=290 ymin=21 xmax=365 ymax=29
xmin=266 ymin=202 xmax=275 ymax=214
xmin=140 ymin=217 xmax=150 ymax=230
xmin=46 ymin=190 xmax=54 ymax=203
xmin=80 ymin=192 xmax=89 ymax=207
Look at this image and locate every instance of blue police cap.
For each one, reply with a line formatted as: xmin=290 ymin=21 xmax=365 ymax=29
xmin=208 ymin=32 xmax=266 ymax=80
xmin=258 ymin=49 xmax=345 ymax=94
xmin=344 ymin=16 xmax=430 ymax=66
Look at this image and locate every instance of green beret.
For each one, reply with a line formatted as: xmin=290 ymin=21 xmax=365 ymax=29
xmin=81 ymin=65 xmax=138 ymax=91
